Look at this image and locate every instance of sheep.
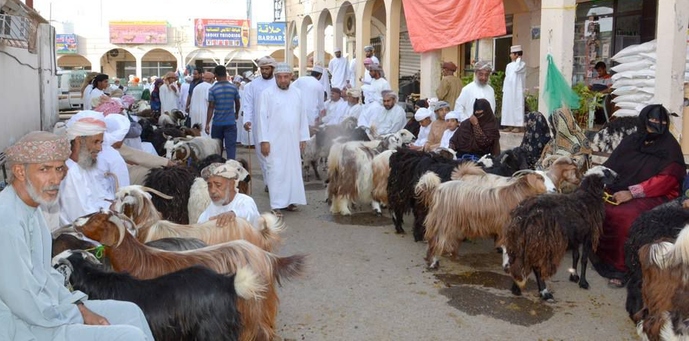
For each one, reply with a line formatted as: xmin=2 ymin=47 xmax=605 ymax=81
xmin=164 ymin=136 xmax=222 ymax=164
xmin=143 ymin=165 xmax=197 ymax=224
xmin=187 ymin=159 xmax=251 ymax=225
xmin=502 ymin=166 xmax=617 ymax=302
xmin=326 ymin=129 xmax=415 ymax=215
xmin=624 ymin=197 xmax=689 ymax=321
xmin=419 ymin=171 xmax=552 ymax=270
xmin=591 ymin=116 xmax=639 ymax=153
xmin=73 ymin=210 xmax=306 ymax=341
xmin=635 ymin=227 xmax=689 ymax=341
xmin=114 ymin=185 xmax=282 ymax=252
xmin=53 ymin=250 xmax=264 ymax=341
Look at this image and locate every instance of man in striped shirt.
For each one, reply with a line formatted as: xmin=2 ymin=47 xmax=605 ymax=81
xmin=206 ymin=65 xmax=241 ymax=159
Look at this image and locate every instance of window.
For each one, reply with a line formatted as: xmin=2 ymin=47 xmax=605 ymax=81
xmin=116 ymin=61 xmax=136 ymax=80
xmin=0 ymin=13 xmax=29 ymax=41
xmin=141 ymin=61 xmax=177 ymax=79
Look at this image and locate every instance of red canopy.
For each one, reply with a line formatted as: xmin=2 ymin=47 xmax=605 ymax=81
xmin=402 ymin=0 xmax=507 ymax=53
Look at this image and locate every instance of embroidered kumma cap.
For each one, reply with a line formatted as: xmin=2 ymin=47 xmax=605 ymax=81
xmin=5 ymin=131 xmax=71 ymax=163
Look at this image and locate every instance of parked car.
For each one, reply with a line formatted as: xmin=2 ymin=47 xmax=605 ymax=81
xmin=57 ymin=70 xmax=86 ymax=111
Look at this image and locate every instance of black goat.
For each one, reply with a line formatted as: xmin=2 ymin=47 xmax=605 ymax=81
xmin=146 ymin=127 xmax=185 ymax=156
xmin=624 ymin=197 xmax=689 ymax=321
xmin=504 ymin=166 xmax=617 ymax=302
xmin=477 ymin=147 xmax=530 ymax=177
xmin=144 ymin=165 xmax=196 ymax=224
xmin=54 ymin=250 xmax=264 ymax=341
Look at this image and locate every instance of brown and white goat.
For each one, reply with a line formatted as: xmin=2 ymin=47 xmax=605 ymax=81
xmin=114 ymin=185 xmax=283 ymax=252
xmin=74 ymin=210 xmax=305 ymax=341
xmin=327 ymin=129 xmax=415 ymax=215
xmin=635 ymin=226 xmax=689 ymax=341
xmin=419 ymin=171 xmax=552 ymax=269
xmin=370 ymin=149 xmax=395 ymax=215
xmin=502 ymin=166 xmax=616 ymax=302
xmin=164 ymin=136 xmax=221 ymax=163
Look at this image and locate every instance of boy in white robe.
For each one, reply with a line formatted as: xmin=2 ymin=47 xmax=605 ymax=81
xmin=440 ymin=112 xmax=460 ymax=149
xmin=500 ymin=45 xmax=526 ymax=132
xmin=410 ymin=108 xmax=434 ymax=150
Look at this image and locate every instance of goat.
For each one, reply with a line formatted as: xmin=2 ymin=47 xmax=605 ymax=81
xmin=187 ymin=159 xmax=251 ymax=224
xmin=635 ymin=227 xmax=689 ymax=341
xmin=53 ymin=250 xmax=263 ymax=341
xmin=326 ymin=129 xmax=415 ymax=215
xmin=624 ymin=197 xmax=689 ymax=321
xmin=312 ymin=117 xmax=370 ymax=177
xmin=419 ymin=171 xmax=552 ymax=270
xmin=144 ymin=126 xmax=185 ymax=156
xmin=502 ymin=166 xmax=617 ymax=302
xmin=164 ymin=136 xmax=222 ymax=164
xmin=302 ymin=135 xmax=322 ymax=182
xmin=158 ymin=109 xmax=186 ymax=127
xmin=74 ymin=210 xmax=306 ymax=341
xmin=131 ymin=100 xmax=152 ymax=118
xmin=143 ymin=165 xmax=197 ymax=224
xmin=476 ymin=147 xmax=530 ymax=177
xmin=114 ymin=185 xmax=282 ymax=252
xmin=591 ymin=116 xmax=639 ymax=153
xmin=370 ymin=150 xmax=395 ymax=215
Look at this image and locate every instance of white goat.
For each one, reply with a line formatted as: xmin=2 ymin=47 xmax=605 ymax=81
xmin=164 ymin=136 xmax=221 ymax=162
xmin=327 ymin=129 xmax=415 ymax=215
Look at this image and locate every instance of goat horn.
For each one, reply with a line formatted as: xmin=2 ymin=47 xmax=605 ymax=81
xmin=512 ymin=169 xmax=534 ymax=178
xmin=140 ymin=186 xmax=174 ymax=200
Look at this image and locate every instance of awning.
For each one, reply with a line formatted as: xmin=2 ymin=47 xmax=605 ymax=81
xmin=185 ymin=49 xmax=221 ymax=65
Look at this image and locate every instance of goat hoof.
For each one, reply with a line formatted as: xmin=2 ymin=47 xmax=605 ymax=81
xmin=579 ymin=280 xmax=590 ymax=290
xmin=395 ymin=227 xmax=405 ymax=234
xmin=428 ymin=261 xmax=439 ymax=270
xmin=541 ymin=292 xmax=555 ymax=302
xmin=374 ymin=210 xmax=382 ymax=217
xmin=569 ymin=274 xmax=580 ymax=283
xmin=503 ymin=265 xmax=510 ymax=273
xmin=510 ymin=283 xmax=522 ymax=296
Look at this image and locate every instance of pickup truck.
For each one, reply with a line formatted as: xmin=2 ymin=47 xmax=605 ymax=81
xmin=57 ymin=70 xmax=85 ymax=111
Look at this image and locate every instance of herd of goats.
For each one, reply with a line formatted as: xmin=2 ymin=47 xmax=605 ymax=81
xmin=50 ymin=102 xmax=689 ymax=341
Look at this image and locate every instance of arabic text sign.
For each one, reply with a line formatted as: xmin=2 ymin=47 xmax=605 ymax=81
xmin=257 ymin=22 xmax=286 ymax=45
xmin=56 ymin=34 xmax=78 ymax=54
xmin=109 ymin=22 xmax=168 ymax=44
xmin=195 ymin=19 xmax=250 ymax=48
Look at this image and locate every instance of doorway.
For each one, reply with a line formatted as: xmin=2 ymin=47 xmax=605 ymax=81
xmin=493 ymin=36 xmax=512 ymax=74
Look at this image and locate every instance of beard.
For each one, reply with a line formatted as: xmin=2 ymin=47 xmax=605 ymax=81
xmin=277 ymin=82 xmax=290 ymax=90
xmin=211 ymin=191 xmax=231 ymax=207
xmin=26 ymin=179 xmax=59 ymax=208
xmin=77 ymin=144 xmax=97 ymax=169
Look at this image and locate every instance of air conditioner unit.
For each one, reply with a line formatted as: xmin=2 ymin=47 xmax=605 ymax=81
xmin=344 ymin=13 xmax=355 ymax=36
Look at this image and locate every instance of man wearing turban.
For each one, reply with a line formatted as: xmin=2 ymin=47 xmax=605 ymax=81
xmin=96 ymin=113 xmax=131 ymax=197
xmin=198 ymin=162 xmax=260 ymax=227
xmin=453 ymin=60 xmax=496 ymax=122
xmin=0 ymin=131 xmax=153 ymax=340
xmin=59 ymin=111 xmax=112 ymax=226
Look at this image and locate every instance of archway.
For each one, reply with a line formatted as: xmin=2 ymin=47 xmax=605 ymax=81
xmin=298 ymin=15 xmax=314 ymax=76
xmin=315 ymin=9 xmax=333 ymax=66
xmin=141 ymin=48 xmax=177 ymax=79
xmin=335 ymin=1 xmax=356 ymax=58
xmin=100 ymin=48 xmax=136 ymax=79
xmin=57 ymin=54 xmax=91 ymax=70
xmin=307 ymin=51 xmax=333 ymax=67
xmin=270 ymin=49 xmax=299 ymax=67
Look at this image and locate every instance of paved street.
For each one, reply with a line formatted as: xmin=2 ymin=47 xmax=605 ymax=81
xmin=235 ymin=141 xmax=638 ymax=341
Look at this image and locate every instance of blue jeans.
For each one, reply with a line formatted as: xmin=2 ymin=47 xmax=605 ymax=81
xmin=211 ymin=124 xmax=237 ymax=160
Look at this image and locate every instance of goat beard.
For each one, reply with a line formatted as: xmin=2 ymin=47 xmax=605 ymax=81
xmin=26 ymin=179 xmax=59 ymax=208
xmin=77 ymin=144 xmax=97 ymax=169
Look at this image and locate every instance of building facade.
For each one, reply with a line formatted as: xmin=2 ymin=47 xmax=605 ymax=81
xmin=285 ymin=0 xmax=689 ymax=152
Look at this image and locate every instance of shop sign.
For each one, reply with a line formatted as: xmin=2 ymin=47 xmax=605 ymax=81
xmin=56 ymin=34 xmax=78 ymax=54
xmin=257 ymin=22 xmax=285 ymax=45
xmin=194 ymin=19 xmax=250 ymax=47
xmin=109 ymin=21 xmax=168 ymax=44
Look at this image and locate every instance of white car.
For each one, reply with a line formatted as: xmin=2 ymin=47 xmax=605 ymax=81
xmin=57 ymin=70 xmax=84 ymax=111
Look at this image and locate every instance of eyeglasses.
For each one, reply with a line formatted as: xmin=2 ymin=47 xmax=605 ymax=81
xmin=602 ymin=192 xmax=619 ymax=206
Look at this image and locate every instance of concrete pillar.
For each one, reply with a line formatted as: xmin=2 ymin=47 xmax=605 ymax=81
xmin=355 ymin=5 xmax=372 ymax=88
xmin=384 ymin=0 xmax=401 ymax=91
xmin=314 ymin=15 xmax=326 ymax=65
xmin=332 ymin=9 xmax=344 ymax=53
xmin=420 ymin=50 xmax=441 ymax=99
xmin=89 ymin=56 xmax=101 ymax=74
xmin=654 ymin=0 xmax=689 ymax=144
xmin=299 ymin=20 xmax=309 ymax=76
xmin=537 ymin=0 xmax=576 ymax=115
xmin=286 ymin=22 xmax=294 ymax=68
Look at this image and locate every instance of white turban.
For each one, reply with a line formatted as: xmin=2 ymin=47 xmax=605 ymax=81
xmin=66 ymin=110 xmax=106 ymax=141
xmin=103 ymin=114 xmax=131 ymax=146
xmin=474 ymin=60 xmax=493 ymax=72
xmin=445 ymin=112 xmax=460 ymax=121
xmin=414 ymin=108 xmax=433 ymax=121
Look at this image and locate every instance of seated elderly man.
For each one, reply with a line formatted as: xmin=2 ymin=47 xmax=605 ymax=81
xmin=0 ymin=131 xmax=153 ymax=340
xmin=59 ymin=111 xmax=112 ymax=226
xmin=198 ymin=162 xmax=260 ymax=228
xmin=370 ymin=90 xmax=407 ymax=135
xmin=97 ymin=114 xmax=131 ymax=199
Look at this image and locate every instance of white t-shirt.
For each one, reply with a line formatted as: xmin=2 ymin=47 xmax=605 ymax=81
xmin=440 ymin=128 xmax=458 ymax=149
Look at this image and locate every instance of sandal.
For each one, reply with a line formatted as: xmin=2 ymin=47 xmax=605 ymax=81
xmin=278 ymin=204 xmax=299 ymax=212
xmin=607 ymin=278 xmax=625 ymax=288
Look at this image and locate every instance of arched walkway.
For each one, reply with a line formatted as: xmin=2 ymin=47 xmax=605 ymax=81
xmin=270 ymin=49 xmax=299 ymax=67
xmin=141 ymin=48 xmax=177 ymax=79
xmin=315 ymin=9 xmax=333 ymax=66
xmin=57 ymin=54 xmax=91 ymax=70
xmin=298 ymin=15 xmax=314 ymax=76
xmin=100 ymin=48 xmax=136 ymax=79
xmin=335 ymin=1 xmax=356 ymax=57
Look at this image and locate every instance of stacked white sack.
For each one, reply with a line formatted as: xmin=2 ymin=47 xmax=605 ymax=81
xmin=609 ymin=41 xmax=689 ymax=118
